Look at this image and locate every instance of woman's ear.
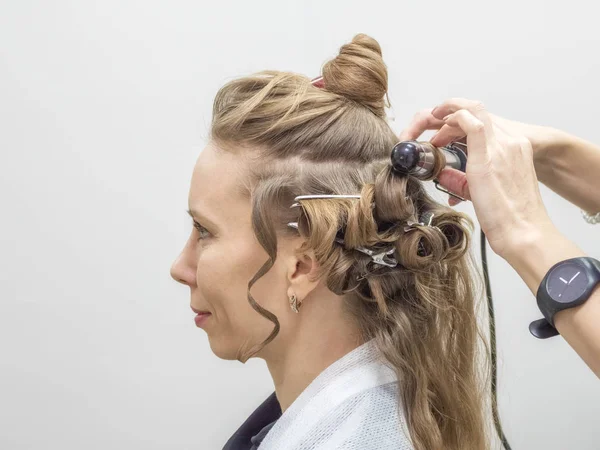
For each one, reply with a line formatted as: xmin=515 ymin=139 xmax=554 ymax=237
xmin=283 ymin=238 xmax=321 ymax=303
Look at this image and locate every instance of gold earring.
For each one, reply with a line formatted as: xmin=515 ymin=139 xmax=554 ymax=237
xmin=289 ymin=294 xmax=302 ymax=313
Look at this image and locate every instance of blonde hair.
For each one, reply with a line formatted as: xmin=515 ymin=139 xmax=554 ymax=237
xmin=210 ymin=34 xmax=489 ymax=450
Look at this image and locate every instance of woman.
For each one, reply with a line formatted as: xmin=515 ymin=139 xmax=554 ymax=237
xmin=170 ymin=34 xmax=489 ymax=450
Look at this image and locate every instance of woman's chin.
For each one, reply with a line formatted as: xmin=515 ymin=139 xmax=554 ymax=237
xmin=207 ymin=336 xmax=247 ymax=361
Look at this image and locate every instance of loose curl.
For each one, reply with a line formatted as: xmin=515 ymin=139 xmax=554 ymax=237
xmin=210 ymin=34 xmax=490 ymax=450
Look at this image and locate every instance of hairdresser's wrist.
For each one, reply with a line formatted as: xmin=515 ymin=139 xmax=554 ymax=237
xmin=503 ymin=222 xmax=600 ymax=377
xmin=531 ymin=127 xmax=572 ymax=181
xmin=500 ymin=224 xmax=586 ymax=296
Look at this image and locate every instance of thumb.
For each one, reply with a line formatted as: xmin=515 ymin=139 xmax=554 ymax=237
xmin=437 ymin=168 xmax=471 ymax=202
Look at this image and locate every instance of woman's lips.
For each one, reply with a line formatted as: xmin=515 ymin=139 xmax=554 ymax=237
xmin=194 ymin=312 xmax=211 ymax=327
xmin=191 ymin=306 xmax=211 ymax=327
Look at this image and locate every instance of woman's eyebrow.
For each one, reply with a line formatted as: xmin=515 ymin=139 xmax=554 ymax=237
xmin=186 ymin=208 xmax=218 ymax=228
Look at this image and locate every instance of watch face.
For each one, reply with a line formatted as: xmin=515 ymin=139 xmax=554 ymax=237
xmin=547 ymin=262 xmax=590 ymax=303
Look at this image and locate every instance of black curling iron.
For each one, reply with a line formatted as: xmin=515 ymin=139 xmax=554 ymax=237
xmin=390 ymin=140 xmax=468 ymax=201
xmin=390 ymin=140 xmax=512 ymax=450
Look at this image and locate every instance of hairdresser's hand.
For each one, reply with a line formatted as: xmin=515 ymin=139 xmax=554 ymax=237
xmin=402 ymin=103 xmax=600 ymax=378
xmin=399 ymin=106 xmax=562 ymax=209
xmin=427 ymin=104 xmax=600 ymax=215
xmin=400 ymin=107 xmax=556 ymax=177
xmin=401 ymin=99 xmax=556 ymax=258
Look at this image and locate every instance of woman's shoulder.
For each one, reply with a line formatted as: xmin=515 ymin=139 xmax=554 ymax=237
xmin=317 ymin=381 xmax=413 ymax=449
xmin=267 ymin=382 xmax=413 ymax=450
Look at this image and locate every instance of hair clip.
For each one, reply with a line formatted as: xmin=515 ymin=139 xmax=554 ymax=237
xmin=350 ymin=245 xmax=397 ymax=268
xmin=287 ymin=221 xmax=398 ymax=268
xmin=403 ymin=222 xmax=421 ymax=233
xmin=290 ymin=194 xmax=361 ymax=209
xmin=311 ymin=76 xmax=325 ymax=88
xmin=403 ymin=212 xmax=440 ymax=233
xmin=289 ymin=193 xmax=410 ymax=209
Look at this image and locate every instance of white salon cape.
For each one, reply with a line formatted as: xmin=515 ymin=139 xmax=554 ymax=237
xmin=222 ymin=339 xmax=413 ymax=450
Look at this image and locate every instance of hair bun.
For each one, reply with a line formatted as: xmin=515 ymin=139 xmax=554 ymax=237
xmin=321 ymin=34 xmax=389 ymax=117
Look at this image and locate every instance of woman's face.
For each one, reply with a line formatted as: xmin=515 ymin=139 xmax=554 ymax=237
xmin=170 ymin=143 xmax=296 ymax=361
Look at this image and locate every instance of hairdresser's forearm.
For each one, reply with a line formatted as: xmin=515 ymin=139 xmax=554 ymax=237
xmin=502 ymin=227 xmax=600 ymax=377
xmin=534 ymin=129 xmax=600 ymax=213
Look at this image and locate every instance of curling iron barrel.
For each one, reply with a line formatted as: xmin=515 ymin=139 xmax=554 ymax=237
xmin=390 ymin=140 xmax=468 ymax=180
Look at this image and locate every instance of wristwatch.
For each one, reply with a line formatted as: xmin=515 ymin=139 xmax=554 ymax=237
xmin=529 ymin=256 xmax=600 ymax=339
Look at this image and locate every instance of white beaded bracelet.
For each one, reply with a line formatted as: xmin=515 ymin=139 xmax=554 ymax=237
xmin=581 ymin=209 xmax=600 ymax=224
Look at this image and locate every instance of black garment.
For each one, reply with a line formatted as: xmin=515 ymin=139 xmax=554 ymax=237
xmin=222 ymin=392 xmax=282 ymax=450
xmin=249 ymin=420 xmax=277 ymax=450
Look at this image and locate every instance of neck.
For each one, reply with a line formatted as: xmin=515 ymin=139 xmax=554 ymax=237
xmin=262 ymin=296 xmax=365 ymax=413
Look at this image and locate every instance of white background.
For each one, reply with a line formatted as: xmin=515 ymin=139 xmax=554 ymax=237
xmin=1 ymin=1 xmax=599 ymax=449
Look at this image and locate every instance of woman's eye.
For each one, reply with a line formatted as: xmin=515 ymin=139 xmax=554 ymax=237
xmin=193 ymin=221 xmax=211 ymax=241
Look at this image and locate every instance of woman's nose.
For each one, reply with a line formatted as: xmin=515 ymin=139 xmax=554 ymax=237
xmin=170 ymin=250 xmax=196 ymax=287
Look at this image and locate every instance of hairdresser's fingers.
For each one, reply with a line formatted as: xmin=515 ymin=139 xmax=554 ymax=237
xmin=432 ymin=98 xmax=494 ymax=133
xmin=448 ymin=197 xmax=461 ymax=206
xmin=444 ymin=109 xmax=552 ymax=256
xmin=398 ymin=109 xmax=445 ymax=141
xmin=438 ymin=109 xmax=493 ymax=207
xmin=437 ymin=168 xmax=470 ymax=205
xmin=429 ymin=124 xmax=466 ymax=148
xmin=443 ymin=109 xmax=493 ymax=168
xmin=432 ymin=98 xmax=486 ymax=120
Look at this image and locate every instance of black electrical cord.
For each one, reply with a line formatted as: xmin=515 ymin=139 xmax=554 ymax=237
xmin=480 ymin=229 xmax=512 ymax=450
